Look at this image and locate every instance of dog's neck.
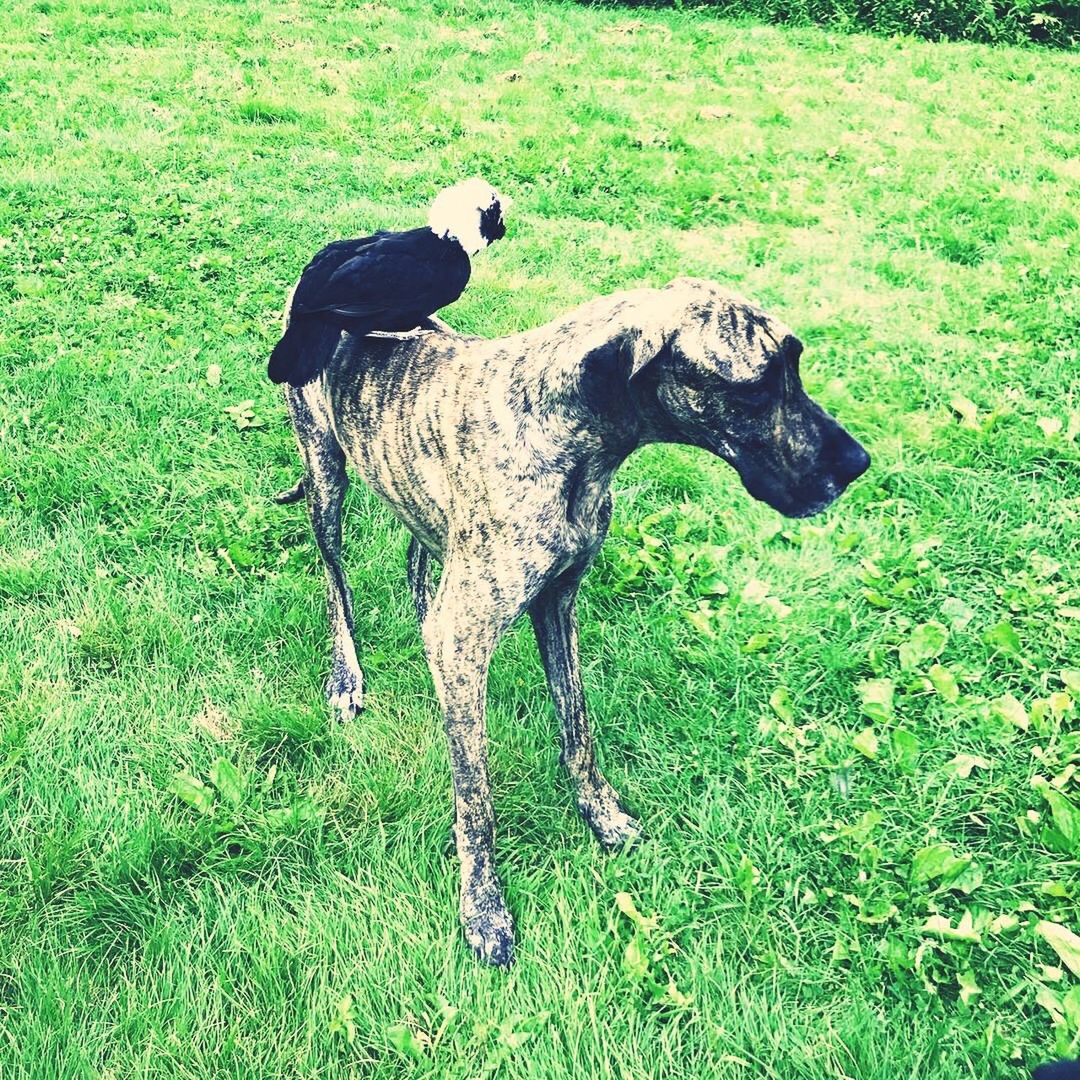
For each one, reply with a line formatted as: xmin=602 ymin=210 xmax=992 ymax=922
xmin=501 ymin=329 xmax=679 ymax=544
xmin=511 ymin=297 xmax=676 ymax=470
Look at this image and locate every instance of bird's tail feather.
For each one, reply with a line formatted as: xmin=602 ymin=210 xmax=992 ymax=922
xmin=267 ymin=322 xmax=343 ymax=387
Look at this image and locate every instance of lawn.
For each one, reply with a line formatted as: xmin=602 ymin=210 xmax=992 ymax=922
xmin=2 ymin=0 xmax=1079 ymax=1076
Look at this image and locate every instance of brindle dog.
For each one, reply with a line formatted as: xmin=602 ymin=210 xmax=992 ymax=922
xmin=276 ymin=277 xmax=870 ymax=966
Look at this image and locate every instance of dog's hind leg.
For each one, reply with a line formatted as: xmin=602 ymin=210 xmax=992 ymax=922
xmin=407 ymin=535 xmax=460 ymax=856
xmin=530 ymin=576 xmax=641 ymax=849
xmin=284 ymin=385 xmax=364 ymax=719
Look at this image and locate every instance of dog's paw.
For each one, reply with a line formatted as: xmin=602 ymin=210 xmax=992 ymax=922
xmin=328 ymin=686 xmax=364 ymax=720
xmin=580 ymin=783 xmax=641 ymax=850
xmin=326 ymin=660 xmax=364 ymax=720
xmin=584 ymin=806 xmax=642 ymax=850
xmin=462 ymin=905 xmax=515 ymax=969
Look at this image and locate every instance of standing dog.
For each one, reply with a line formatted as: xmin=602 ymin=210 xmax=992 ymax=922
xmin=276 ymin=278 xmax=870 ymax=966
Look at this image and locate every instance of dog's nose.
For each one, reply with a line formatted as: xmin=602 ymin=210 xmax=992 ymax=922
xmin=829 ymin=428 xmax=871 ymax=486
xmin=833 ymin=429 xmax=868 ymax=486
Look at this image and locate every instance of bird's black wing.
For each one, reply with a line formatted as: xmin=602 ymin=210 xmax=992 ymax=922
xmin=288 ymin=232 xmax=391 ymax=311
xmin=292 ymin=233 xmax=469 ymax=321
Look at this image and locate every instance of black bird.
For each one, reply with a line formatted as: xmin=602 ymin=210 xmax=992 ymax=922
xmin=268 ymin=178 xmax=508 ymax=387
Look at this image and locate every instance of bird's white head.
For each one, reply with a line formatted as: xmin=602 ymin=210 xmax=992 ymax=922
xmin=428 ymin=177 xmax=509 ymax=256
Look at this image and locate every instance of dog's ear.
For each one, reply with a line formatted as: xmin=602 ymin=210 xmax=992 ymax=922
xmin=619 ymin=287 xmax=678 ymax=379
xmin=579 ymin=323 xmax=667 ymax=417
xmin=623 ymin=323 xmax=668 ymax=381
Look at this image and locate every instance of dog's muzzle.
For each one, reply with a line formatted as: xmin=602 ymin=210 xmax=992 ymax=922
xmin=736 ymin=423 xmax=870 ymax=519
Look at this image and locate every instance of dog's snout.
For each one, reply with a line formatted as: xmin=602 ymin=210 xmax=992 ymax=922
xmin=847 ymin=442 xmax=871 ymax=483
xmin=829 ymin=427 xmax=870 ymax=486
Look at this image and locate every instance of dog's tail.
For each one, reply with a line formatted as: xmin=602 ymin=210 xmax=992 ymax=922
xmin=273 ymin=476 xmax=305 ymax=504
xmin=267 ymin=320 xmax=343 ymax=387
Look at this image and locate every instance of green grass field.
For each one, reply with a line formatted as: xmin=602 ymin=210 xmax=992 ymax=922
xmin=2 ymin=0 xmax=1079 ymax=1075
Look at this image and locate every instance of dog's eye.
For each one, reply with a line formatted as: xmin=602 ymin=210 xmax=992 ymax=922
xmin=729 ymin=352 xmax=781 ymax=409
xmin=731 ymin=383 xmax=772 ymax=410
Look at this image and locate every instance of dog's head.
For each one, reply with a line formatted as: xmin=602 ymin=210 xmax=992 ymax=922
xmin=610 ymin=278 xmax=870 ymax=518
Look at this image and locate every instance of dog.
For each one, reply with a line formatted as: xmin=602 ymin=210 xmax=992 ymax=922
xmin=276 ymin=277 xmax=870 ymax=966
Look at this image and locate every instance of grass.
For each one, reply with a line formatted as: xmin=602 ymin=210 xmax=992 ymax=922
xmin=1 ymin=0 xmax=1079 ymax=1076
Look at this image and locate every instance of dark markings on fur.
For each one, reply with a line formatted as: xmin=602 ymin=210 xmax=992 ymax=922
xmin=279 ymin=277 xmax=869 ymax=967
xmin=743 ymin=308 xmax=771 ymax=347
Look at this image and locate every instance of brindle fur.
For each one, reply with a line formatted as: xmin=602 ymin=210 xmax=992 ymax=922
xmin=279 ymin=277 xmax=869 ymax=967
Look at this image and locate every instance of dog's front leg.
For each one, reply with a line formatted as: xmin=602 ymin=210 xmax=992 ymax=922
xmin=531 ymin=577 xmax=640 ymax=849
xmin=422 ymin=563 xmax=517 ymax=967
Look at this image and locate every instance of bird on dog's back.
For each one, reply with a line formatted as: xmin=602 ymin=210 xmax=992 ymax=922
xmin=268 ymin=177 xmax=508 ymax=388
